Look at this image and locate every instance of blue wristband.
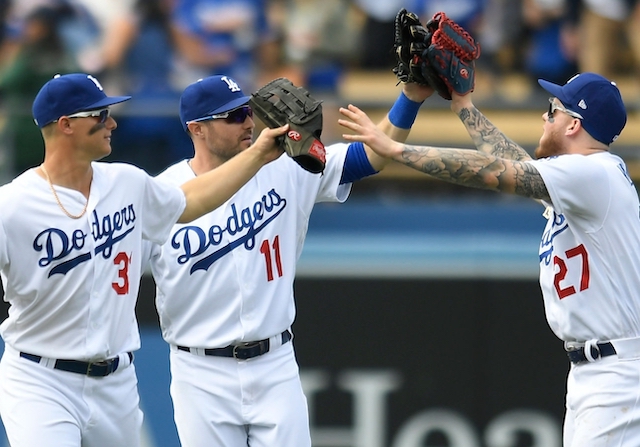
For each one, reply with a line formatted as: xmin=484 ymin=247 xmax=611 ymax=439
xmin=388 ymin=91 xmax=423 ymax=129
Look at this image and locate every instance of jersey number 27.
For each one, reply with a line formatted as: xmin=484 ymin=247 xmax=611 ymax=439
xmin=554 ymin=243 xmax=589 ymax=299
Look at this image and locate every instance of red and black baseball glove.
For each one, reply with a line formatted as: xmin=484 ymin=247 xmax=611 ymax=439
xmin=393 ymin=9 xmax=481 ymax=100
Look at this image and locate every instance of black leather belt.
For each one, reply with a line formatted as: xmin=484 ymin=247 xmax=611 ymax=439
xmin=20 ymin=352 xmax=133 ymax=377
xmin=566 ymin=342 xmax=616 ymax=364
xmin=177 ymin=330 xmax=292 ymax=360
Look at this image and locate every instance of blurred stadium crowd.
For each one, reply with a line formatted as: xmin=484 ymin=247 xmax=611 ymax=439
xmin=0 ymin=0 xmax=638 ymax=181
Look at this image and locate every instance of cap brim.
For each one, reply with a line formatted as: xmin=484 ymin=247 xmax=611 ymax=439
xmin=84 ymin=95 xmax=131 ymax=111
xmin=210 ymin=96 xmax=251 ymax=114
xmin=538 ymin=79 xmax=564 ymax=100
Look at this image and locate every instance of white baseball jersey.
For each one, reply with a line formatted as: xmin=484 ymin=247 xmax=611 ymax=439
xmin=148 ymin=143 xmax=351 ymax=348
xmin=0 ymin=162 xmax=186 ymax=360
xmin=530 ymin=152 xmax=640 ymax=342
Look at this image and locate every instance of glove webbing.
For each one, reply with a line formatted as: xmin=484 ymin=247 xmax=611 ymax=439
xmin=433 ymin=16 xmax=480 ymax=61
xmin=267 ymin=87 xmax=321 ymax=119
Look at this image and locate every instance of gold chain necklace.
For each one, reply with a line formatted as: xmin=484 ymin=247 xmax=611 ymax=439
xmin=40 ymin=165 xmax=89 ymax=219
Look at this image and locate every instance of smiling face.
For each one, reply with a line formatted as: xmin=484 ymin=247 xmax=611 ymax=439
xmin=66 ymin=111 xmax=117 ymax=161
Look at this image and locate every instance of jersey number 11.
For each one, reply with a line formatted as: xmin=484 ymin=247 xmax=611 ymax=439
xmin=260 ymin=236 xmax=283 ymax=281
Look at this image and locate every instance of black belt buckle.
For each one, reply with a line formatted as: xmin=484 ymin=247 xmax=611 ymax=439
xmin=86 ymin=359 xmax=115 ymax=377
xmin=232 ymin=340 xmax=268 ymax=360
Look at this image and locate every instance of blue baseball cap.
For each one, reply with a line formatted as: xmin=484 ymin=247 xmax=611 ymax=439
xmin=32 ymin=73 xmax=131 ymax=128
xmin=538 ymin=72 xmax=627 ymax=145
xmin=179 ymin=75 xmax=250 ymax=131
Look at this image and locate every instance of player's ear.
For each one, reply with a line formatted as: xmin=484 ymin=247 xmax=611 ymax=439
xmin=186 ymin=121 xmax=205 ymax=138
xmin=54 ymin=117 xmax=75 ymax=135
xmin=566 ymin=118 xmax=582 ymax=136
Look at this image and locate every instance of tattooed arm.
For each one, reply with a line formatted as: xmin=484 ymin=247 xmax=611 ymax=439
xmin=398 ymin=144 xmax=550 ymax=200
xmin=338 ymin=104 xmax=551 ymax=202
xmin=450 ymin=94 xmax=532 ymax=161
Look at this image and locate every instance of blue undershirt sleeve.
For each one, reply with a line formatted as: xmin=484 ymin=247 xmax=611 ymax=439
xmin=340 ymin=142 xmax=377 ymax=184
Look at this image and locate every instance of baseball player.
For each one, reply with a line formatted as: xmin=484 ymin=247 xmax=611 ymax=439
xmin=0 ymin=73 xmax=287 ymax=447
xmin=144 ymin=74 xmax=431 ymax=446
xmin=339 ymin=72 xmax=640 ymax=446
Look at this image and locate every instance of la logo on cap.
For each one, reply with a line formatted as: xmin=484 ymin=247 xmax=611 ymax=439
xmin=221 ymin=76 xmax=241 ymax=92
xmin=86 ymin=74 xmax=104 ymax=91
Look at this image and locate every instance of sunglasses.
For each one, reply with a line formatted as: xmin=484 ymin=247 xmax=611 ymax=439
xmin=61 ymin=108 xmax=111 ymax=124
xmin=191 ymin=106 xmax=253 ymax=125
xmin=548 ymin=97 xmax=583 ymax=120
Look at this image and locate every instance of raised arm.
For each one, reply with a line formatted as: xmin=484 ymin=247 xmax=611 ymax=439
xmin=450 ymin=93 xmax=532 ymax=161
xmin=339 ymin=104 xmax=550 ymax=202
xmin=365 ymin=83 xmax=434 ymax=172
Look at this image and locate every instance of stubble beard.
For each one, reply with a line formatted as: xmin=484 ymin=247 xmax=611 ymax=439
xmin=215 ymin=133 xmax=253 ymax=162
xmin=534 ymin=129 xmax=564 ymax=160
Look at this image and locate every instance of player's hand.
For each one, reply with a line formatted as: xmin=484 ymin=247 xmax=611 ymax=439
xmin=403 ymin=81 xmax=434 ymax=103
xmin=339 ymin=104 xmax=403 ymax=160
xmin=250 ymin=124 xmax=288 ymax=164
